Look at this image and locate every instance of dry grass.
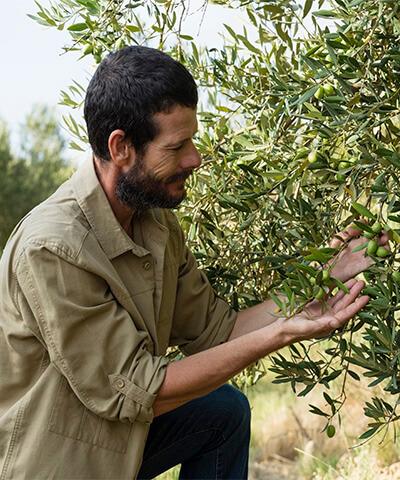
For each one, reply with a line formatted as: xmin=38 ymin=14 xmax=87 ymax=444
xmin=247 ymin=369 xmax=400 ymax=480
xmin=154 ymin=467 xmax=179 ymax=480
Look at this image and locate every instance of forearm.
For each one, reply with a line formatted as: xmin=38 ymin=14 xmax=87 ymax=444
xmin=153 ymin=320 xmax=286 ymax=417
xmin=227 ymin=298 xmax=281 ymax=341
xmin=154 ymin=278 xmax=368 ymax=418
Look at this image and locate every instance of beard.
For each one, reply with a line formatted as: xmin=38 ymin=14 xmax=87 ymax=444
xmin=115 ymin=156 xmax=192 ymax=213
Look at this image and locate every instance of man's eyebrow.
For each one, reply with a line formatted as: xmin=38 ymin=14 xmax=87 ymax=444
xmin=165 ymin=131 xmax=199 ymax=147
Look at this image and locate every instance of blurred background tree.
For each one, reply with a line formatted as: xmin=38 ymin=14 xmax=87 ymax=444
xmin=0 ymin=105 xmax=72 ymax=251
xmin=29 ymin=0 xmax=400 ymax=441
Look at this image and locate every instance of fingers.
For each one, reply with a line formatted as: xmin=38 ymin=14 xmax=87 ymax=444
xmin=330 ymin=220 xmax=391 ymax=250
xmin=330 ymin=227 xmax=361 ymax=248
xmin=378 ymin=232 xmax=390 ymax=246
xmin=327 ymin=278 xmax=358 ymax=307
xmin=332 ymin=280 xmax=365 ymax=312
xmin=332 ymin=294 xmax=370 ymax=328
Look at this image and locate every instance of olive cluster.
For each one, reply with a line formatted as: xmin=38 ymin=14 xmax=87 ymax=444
xmin=308 ymin=217 xmax=393 ymax=302
xmin=314 ymin=83 xmax=335 ymax=100
xmin=362 ymin=221 xmax=390 ymax=258
xmin=334 ymin=157 xmax=356 ymax=183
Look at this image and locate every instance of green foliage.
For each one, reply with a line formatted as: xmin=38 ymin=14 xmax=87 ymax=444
xmin=31 ymin=0 xmax=400 ymax=440
xmin=0 ymin=106 xmax=73 ymax=251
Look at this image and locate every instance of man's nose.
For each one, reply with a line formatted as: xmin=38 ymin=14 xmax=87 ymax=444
xmin=181 ymin=142 xmax=202 ymax=170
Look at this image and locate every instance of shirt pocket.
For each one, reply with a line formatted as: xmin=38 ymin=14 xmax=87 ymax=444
xmin=48 ymin=375 xmax=132 ymax=454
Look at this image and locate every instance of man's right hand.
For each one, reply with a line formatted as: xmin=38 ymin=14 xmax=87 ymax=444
xmin=328 ymin=226 xmax=390 ymax=282
xmin=276 ymin=279 xmax=369 ymax=344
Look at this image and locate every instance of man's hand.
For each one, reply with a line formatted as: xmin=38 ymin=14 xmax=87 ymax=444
xmin=277 ymin=279 xmax=369 ymax=344
xmin=327 ymin=225 xmax=390 ymax=282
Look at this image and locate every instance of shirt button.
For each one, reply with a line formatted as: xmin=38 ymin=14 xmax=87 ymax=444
xmin=143 ymin=261 xmax=152 ymax=271
xmin=115 ymin=379 xmax=125 ymax=389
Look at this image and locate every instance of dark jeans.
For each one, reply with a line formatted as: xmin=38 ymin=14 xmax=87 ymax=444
xmin=137 ymin=384 xmax=251 ymax=480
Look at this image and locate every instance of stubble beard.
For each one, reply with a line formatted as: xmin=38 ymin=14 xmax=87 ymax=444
xmin=115 ymin=155 xmax=191 ymax=213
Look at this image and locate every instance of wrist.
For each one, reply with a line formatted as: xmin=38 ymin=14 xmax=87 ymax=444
xmin=272 ymin=317 xmax=293 ymax=348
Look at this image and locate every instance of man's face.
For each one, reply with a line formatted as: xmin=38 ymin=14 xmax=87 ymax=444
xmin=116 ymin=105 xmax=201 ymax=212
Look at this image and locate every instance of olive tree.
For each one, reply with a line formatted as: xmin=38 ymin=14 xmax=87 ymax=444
xmin=31 ymin=0 xmax=400 ymax=441
xmin=0 ymin=106 xmax=72 ymax=251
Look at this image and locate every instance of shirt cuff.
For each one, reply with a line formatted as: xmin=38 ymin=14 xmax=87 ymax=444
xmin=109 ymin=355 xmax=169 ymax=424
xmin=180 ymin=301 xmax=238 ymax=357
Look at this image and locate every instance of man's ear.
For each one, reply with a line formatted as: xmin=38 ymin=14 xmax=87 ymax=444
xmin=108 ymin=129 xmax=136 ymax=171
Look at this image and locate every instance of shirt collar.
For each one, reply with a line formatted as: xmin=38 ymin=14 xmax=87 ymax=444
xmin=71 ymin=157 xmax=151 ymax=259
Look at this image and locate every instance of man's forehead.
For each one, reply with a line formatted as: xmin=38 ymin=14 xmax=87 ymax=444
xmin=153 ymin=106 xmax=198 ymax=137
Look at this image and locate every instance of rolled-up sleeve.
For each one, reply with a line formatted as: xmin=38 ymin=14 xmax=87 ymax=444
xmin=169 ymin=233 xmax=238 ymax=356
xmin=16 ymin=241 xmax=168 ymax=424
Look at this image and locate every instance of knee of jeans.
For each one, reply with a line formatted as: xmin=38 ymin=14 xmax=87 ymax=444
xmin=217 ymin=384 xmax=251 ymax=428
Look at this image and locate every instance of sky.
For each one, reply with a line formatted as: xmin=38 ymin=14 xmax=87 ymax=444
xmin=1 ymin=0 xmax=92 ymax=159
xmin=0 ymin=0 xmax=252 ymax=162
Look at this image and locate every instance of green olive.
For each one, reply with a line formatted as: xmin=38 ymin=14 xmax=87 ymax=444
xmin=338 ymin=161 xmax=351 ymax=170
xmin=322 ymin=270 xmax=330 ymax=282
xmin=367 ymin=240 xmax=378 ymax=256
xmin=371 ymin=222 xmax=382 ymax=234
xmin=364 ymin=231 xmax=375 ymax=239
xmin=392 ymin=271 xmax=400 ymax=284
xmin=308 ymin=151 xmax=319 ymax=163
xmin=376 ymin=246 xmax=390 ymax=257
xmin=314 ymin=287 xmax=325 ymax=301
xmin=323 ymin=84 xmax=335 ymax=96
xmin=326 ymin=425 xmax=336 ymax=438
xmin=335 ymin=173 xmax=346 ymax=182
xmin=314 ymin=86 xmax=325 ymax=100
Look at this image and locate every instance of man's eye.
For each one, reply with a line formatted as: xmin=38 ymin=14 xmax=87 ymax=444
xmin=172 ymin=144 xmax=184 ymax=151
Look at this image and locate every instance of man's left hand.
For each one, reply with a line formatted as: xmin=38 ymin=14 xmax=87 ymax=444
xmin=327 ymin=225 xmax=390 ymax=282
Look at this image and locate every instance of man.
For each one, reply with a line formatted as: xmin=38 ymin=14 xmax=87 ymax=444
xmin=0 ymin=46 xmax=387 ymax=480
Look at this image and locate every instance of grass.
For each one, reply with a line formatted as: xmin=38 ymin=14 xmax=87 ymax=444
xmin=247 ymin=370 xmax=400 ymax=480
xmin=154 ymin=467 xmax=180 ymax=480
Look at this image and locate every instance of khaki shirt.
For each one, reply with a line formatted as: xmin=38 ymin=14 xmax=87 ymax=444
xmin=0 ymin=158 xmax=237 ymax=480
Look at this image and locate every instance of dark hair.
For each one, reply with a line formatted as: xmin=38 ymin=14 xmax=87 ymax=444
xmin=84 ymin=46 xmax=198 ymax=160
